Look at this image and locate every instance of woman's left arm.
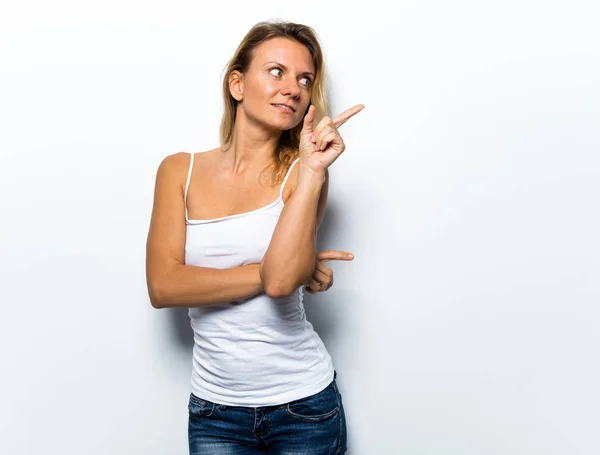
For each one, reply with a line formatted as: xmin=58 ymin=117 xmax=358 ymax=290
xmin=260 ymin=165 xmax=329 ymax=298
xmin=260 ymin=103 xmax=364 ymax=298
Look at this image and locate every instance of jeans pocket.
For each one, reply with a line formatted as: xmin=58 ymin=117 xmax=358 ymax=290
xmin=285 ymin=382 xmax=339 ymax=422
xmin=188 ymin=393 xmax=216 ymax=418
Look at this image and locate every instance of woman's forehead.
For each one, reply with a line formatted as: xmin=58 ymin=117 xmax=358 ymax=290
xmin=253 ymin=38 xmax=314 ymax=71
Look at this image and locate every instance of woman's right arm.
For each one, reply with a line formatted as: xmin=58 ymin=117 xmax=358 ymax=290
xmin=145 ymin=152 xmax=264 ymax=309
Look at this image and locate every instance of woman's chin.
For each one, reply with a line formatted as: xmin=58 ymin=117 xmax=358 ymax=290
xmin=268 ymin=117 xmax=297 ymax=131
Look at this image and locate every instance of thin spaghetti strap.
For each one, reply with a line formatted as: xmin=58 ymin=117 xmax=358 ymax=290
xmin=184 ymin=152 xmax=194 ymax=222
xmin=279 ymin=158 xmax=301 ymax=199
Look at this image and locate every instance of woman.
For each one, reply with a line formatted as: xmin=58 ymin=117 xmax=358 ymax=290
xmin=146 ymin=20 xmax=363 ymax=454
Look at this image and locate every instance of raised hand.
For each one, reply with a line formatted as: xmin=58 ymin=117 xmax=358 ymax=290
xmin=298 ymin=104 xmax=365 ymax=174
xmin=304 ymin=249 xmax=354 ymax=294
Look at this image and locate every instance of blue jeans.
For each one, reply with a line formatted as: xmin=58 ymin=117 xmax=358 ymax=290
xmin=188 ymin=373 xmax=347 ymax=454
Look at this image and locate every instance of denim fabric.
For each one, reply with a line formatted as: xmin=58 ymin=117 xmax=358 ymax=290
xmin=188 ymin=373 xmax=347 ymax=454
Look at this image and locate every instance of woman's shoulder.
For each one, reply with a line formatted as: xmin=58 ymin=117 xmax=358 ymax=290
xmin=153 ymin=149 xmax=219 ymax=194
xmin=157 ymin=148 xmax=218 ymax=172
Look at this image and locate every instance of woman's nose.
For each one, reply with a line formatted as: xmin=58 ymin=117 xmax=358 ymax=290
xmin=281 ymin=79 xmax=301 ymax=97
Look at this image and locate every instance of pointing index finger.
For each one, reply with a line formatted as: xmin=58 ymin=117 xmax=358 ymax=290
xmin=333 ymin=104 xmax=365 ymax=129
xmin=316 ymin=250 xmax=355 ymax=262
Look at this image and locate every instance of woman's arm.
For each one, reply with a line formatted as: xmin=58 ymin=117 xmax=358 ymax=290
xmin=145 ymin=153 xmax=264 ymax=309
xmin=260 ymin=165 xmax=329 ymax=298
xmin=259 ymin=102 xmax=364 ymax=298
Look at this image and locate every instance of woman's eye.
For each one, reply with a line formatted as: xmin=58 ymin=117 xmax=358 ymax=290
xmin=270 ymin=67 xmax=312 ymax=87
xmin=300 ymin=77 xmax=312 ymax=87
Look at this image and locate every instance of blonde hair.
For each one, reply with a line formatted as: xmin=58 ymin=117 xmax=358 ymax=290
xmin=219 ymin=20 xmax=331 ymax=184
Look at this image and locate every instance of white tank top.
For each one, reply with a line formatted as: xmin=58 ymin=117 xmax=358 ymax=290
xmin=183 ymin=152 xmax=335 ymax=407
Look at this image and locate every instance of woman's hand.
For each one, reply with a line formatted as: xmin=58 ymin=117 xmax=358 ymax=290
xmin=304 ymin=250 xmax=354 ymax=294
xmin=298 ymin=104 xmax=365 ymax=174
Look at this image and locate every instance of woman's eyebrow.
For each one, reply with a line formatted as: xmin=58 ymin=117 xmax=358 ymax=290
xmin=264 ymin=61 xmax=315 ymax=77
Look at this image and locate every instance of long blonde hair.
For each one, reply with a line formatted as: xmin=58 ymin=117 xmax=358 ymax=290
xmin=219 ymin=20 xmax=331 ymax=184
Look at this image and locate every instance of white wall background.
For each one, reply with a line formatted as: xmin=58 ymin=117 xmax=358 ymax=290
xmin=1 ymin=1 xmax=599 ymax=453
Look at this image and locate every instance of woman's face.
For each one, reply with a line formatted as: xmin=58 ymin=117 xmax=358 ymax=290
xmin=235 ymin=37 xmax=315 ymax=132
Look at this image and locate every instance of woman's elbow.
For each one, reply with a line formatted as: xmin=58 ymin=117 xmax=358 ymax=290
xmin=264 ymin=283 xmax=295 ymax=299
xmin=147 ymin=278 xmax=169 ymax=309
xmin=263 ymin=274 xmax=308 ymax=299
xmin=263 ymin=283 xmax=287 ymax=299
xmin=261 ymin=260 xmax=312 ymax=298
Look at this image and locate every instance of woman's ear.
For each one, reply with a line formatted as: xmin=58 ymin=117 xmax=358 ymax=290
xmin=229 ymin=70 xmax=243 ymax=102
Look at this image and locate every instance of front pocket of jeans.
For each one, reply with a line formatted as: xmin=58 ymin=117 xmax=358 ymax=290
xmin=285 ymin=386 xmax=339 ymax=422
xmin=188 ymin=394 xmax=215 ymax=418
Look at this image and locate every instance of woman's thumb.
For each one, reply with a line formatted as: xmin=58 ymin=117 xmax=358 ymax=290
xmin=302 ymin=104 xmax=315 ymax=135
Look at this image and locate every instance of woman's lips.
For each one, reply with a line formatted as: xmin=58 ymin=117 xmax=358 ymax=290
xmin=272 ymin=104 xmax=295 ymax=114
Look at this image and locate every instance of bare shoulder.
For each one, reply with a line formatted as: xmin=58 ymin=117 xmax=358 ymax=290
xmin=155 ymin=148 xmax=218 ymax=188
xmin=155 ymin=151 xmax=190 ymax=184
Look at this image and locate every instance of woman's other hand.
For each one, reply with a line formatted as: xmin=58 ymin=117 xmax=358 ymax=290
xmin=304 ymin=249 xmax=354 ymax=294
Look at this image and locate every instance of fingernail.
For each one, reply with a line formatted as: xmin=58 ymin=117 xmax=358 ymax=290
xmin=311 ymin=135 xmax=315 ymax=142
xmin=348 ymin=254 xmax=354 ymax=259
